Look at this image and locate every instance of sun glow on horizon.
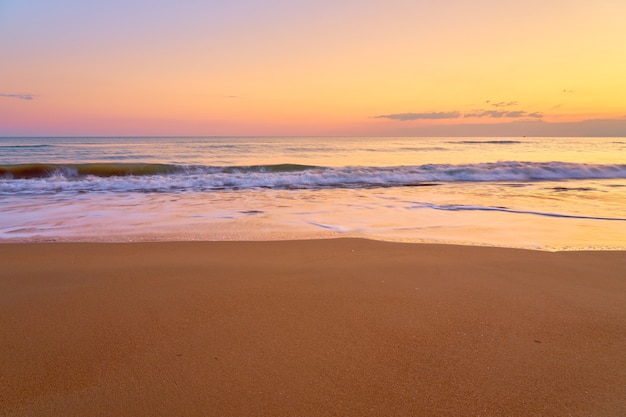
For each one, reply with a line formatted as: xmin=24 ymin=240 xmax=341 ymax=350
xmin=1 ymin=0 xmax=625 ymax=137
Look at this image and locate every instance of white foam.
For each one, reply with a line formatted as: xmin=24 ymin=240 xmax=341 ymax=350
xmin=2 ymin=162 xmax=626 ymax=194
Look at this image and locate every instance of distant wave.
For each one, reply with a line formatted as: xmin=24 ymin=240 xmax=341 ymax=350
xmin=0 ymin=144 xmax=53 ymax=149
xmin=2 ymin=161 xmax=626 ymax=194
xmin=447 ymin=140 xmax=523 ymax=145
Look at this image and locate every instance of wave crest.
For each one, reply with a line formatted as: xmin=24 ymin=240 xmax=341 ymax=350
xmin=1 ymin=161 xmax=626 ymax=193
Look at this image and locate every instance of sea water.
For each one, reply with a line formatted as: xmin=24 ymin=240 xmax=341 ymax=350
xmin=1 ymin=136 xmax=625 ymax=250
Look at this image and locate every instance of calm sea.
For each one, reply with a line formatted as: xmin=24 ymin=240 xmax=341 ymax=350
xmin=1 ymin=136 xmax=625 ymax=250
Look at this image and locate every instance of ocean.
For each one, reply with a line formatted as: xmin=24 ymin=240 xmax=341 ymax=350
xmin=1 ymin=136 xmax=625 ymax=250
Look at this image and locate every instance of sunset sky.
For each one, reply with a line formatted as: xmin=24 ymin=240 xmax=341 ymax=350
xmin=1 ymin=0 xmax=625 ymax=136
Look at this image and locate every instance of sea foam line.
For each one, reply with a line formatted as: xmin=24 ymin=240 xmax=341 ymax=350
xmin=409 ymin=202 xmax=626 ymax=221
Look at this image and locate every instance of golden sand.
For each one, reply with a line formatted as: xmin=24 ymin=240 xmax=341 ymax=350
xmin=1 ymin=239 xmax=625 ymax=416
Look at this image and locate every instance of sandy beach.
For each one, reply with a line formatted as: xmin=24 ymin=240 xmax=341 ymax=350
xmin=1 ymin=239 xmax=625 ymax=416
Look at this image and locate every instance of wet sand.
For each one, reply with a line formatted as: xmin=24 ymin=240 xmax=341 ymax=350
xmin=1 ymin=239 xmax=625 ymax=416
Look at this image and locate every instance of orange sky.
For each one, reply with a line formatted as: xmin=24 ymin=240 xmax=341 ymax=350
xmin=1 ymin=0 xmax=625 ymax=136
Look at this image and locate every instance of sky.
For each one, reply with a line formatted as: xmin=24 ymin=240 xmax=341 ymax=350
xmin=1 ymin=0 xmax=625 ymax=136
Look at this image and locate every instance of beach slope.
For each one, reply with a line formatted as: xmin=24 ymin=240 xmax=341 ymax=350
xmin=1 ymin=239 xmax=625 ymax=416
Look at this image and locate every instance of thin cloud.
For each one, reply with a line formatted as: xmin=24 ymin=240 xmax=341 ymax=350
xmin=376 ymin=109 xmax=543 ymax=122
xmin=374 ymin=111 xmax=462 ymax=121
xmin=488 ymin=101 xmax=518 ymax=108
xmin=466 ymin=110 xmax=508 ymax=118
xmin=465 ymin=110 xmax=542 ymax=119
xmin=0 ymin=93 xmax=35 ymax=100
xmin=504 ymin=111 xmax=528 ymax=118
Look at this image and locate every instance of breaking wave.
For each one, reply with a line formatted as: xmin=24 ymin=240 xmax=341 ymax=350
xmin=2 ymin=161 xmax=626 ymax=194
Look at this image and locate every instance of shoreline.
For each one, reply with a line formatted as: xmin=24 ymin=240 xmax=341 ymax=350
xmin=2 ymin=238 xmax=625 ymax=416
xmin=2 ymin=235 xmax=625 ymax=252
